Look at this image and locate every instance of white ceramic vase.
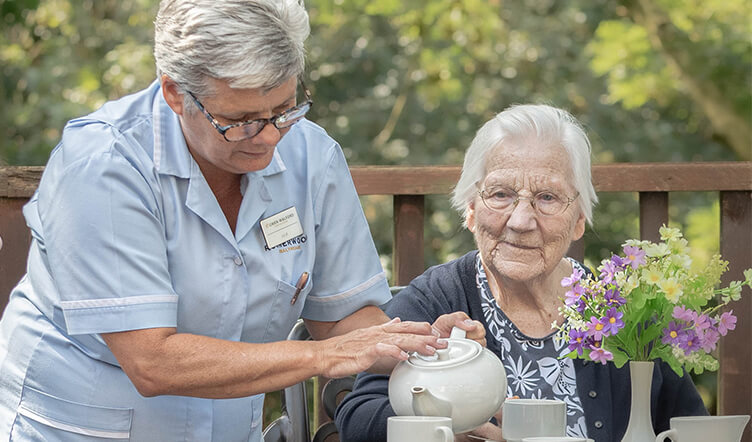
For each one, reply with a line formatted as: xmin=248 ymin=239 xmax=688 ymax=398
xmin=621 ymin=360 xmax=656 ymax=442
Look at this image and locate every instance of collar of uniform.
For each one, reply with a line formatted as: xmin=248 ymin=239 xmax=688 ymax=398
xmin=254 ymin=149 xmax=287 ymax=177
xmin=152 ymin=82 xmax=193 ymax=179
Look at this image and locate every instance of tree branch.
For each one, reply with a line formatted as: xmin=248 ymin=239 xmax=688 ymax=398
xmin=625 ymin=0 xmax=751 ymax=160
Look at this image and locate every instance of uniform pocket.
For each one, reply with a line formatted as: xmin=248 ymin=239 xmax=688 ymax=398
xmin=262 ymin=278 xmax=312 ymax=342
xmin=12 ymin=385 xmax=132 ymax=441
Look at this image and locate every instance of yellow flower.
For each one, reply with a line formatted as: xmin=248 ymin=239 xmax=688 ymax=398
xmin=641 ymin=265 xmax=663 ymax=285
xmin=658 ymin=278 xmax=683 ymax=303
xmin=669 ymin=237 xmax=689 ymax=254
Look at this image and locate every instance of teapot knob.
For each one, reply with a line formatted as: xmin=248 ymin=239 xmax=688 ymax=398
xmin=450 ymin=327 xmax=466 ymax=340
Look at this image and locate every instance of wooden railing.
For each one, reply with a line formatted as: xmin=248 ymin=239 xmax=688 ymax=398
xmin=1 ymin=162 xmax=751 ymax=440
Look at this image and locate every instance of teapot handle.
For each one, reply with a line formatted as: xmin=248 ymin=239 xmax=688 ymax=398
xmin=450 ymin=327 xmax=466 ymax=339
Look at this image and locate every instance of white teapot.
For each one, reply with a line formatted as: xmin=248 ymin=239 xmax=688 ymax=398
xmin=388 ymin=327 xmax=507 ymax=434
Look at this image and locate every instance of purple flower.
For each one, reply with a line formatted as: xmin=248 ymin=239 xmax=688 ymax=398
xmin=602 ymin=308 xmax=624 ymax=335
xmin=587 ymin=316 xmax=609 ymax=340
xmin=694 ymin=314 xmax=712 ymax=331
xmin=589 ymin=344 xmax=613 ymax=364
xmin=599 ymin=259 xmax=619 ymax=284
xmin=564 ymin=283 xmax=585 ymax=306
xmin=561 ymin=268 xmax=584 ymax=287
xmin=575 ymin=299 xmax=587 ymax=314
xmin=718 ymin=311 xmax=737 ymax=335
xmin=679 ymin=330 xmax=701 ymax=355
xmin=568 ymin=329 xmax=588 ymax=355
xmin=661 ymin=321 xmax=684 ymax=345
xmin=698 ymin=327 xmax=720 ymax=352
xmin=610 ymin=254 xmax=625 ymax=269
xmin=604 ymin=289 xmax=626 ymax=306
xmin=622 ymin=246 xmax=647 ymax=270
xmin=672 ymin=306 xmax=696 ymax=322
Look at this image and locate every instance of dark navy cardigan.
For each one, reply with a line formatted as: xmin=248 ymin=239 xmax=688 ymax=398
xmin=335 ymin=251 xmax=708 ymax=442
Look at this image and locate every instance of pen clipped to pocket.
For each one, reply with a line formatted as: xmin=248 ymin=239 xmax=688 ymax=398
xmin=290 ymin=271 xmax=309 ymax=305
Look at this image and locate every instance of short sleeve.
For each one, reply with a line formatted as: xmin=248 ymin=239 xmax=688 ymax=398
xmin=38 ymin=148 xmax=177 ymax=335
xmin=301 ymin=145 xmax=391 ymax=321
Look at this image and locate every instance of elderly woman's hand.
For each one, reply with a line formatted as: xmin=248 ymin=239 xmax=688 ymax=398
xmin=454 ymin=422 xmax=504 ymax=441
xmin=454 ymin=407 xmax=505 ymax=441
xmin=432 ymin=312 xmax=486 ymax=347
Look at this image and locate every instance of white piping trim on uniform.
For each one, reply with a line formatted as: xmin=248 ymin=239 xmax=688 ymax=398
xmin=18 ymin=406 xmax=131 ymax=439
xmin=60 ymin=294 xmax=178 ymax=310
xmin=273 ymin=150 xmax=286 ymax=171
xmin=315 ymin=272 xmax=386 ymax=302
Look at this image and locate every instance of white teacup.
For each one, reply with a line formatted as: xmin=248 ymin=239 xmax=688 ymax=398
xmin=521 ymin=437 xmax=590 ymax=442
xmin=655 ymin=415 xmax=750 ymax=442
xmin=501 ymin=399 xmax=567 ymax=442
xmin=387 ymin=416 xmax=453 ymax=442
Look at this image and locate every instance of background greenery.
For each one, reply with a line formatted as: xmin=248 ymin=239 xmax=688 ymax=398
xmin=2 ymin=0 xmax=749 ymax=423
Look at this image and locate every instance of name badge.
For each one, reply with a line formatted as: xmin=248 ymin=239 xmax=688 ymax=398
xmin=260 ymin=207 xmax=304 ymax=249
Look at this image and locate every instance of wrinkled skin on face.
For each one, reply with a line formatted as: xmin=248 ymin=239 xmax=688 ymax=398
xmin=467 ymin=141 xmax=586 ymax=286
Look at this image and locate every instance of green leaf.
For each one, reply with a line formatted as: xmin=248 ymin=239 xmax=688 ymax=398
xmin=605 ymin=344 xmax=630 ymax=368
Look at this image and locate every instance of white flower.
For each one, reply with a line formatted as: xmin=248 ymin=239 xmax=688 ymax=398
xmin=624 ymin=239 xmax=650 ymax=248
xmin=660 ymin=225 xmax=682 ymax=241
xmin=670 ymin=253 xmax=692 ymax=270
xmin=505 ymin=356 xmax=540 ymax=396
xmin=644 ymin=243 xmax=670 ymax=257
xmin=537 ymin=357 xmax=577 ymax=396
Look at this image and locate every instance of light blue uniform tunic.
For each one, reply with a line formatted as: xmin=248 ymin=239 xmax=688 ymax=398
xmin=0 ymin=81 xmax=391 ymax=441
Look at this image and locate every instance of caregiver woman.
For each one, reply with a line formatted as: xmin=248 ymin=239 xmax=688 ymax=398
xmin=0 ymin=1 xmax=485 ymax=440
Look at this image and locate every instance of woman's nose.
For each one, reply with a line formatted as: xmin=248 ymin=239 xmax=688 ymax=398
xmin=253 ymin=122 xmax=282 ymax=145
xmin=505 ymin=198 xmax=537 ymax=231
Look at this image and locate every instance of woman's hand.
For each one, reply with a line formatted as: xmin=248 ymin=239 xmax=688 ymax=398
xmin=454 ymin=423 xmax=503 ymax=441
xmin=432 ymin=312 xmax=486 ymax=347
xmin=454 ymin=407 xmax=504 ymax=441
xmin=314 ymin=317 xmax=445 ymax=379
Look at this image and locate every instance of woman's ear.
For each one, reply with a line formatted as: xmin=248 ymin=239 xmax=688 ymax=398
xmin=160 ymin=74 xmax=186 ymax=116
xmin=466 ymin=201 xmax=476 ymax=233
xmin=572 ymin=212 xmax=586 ymax=241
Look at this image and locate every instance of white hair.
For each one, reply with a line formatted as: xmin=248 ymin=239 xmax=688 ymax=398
xmin=451 ymin=104 xmax=598 ymax=226
xmin=154 ymin=0 xmax=310 ymax=98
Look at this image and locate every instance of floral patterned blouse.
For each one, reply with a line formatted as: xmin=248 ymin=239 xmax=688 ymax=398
xmin=476 ymin=254 xmax=589 ymax=439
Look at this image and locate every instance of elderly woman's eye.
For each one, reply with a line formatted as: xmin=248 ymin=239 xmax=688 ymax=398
xmin=490 ymin=190 xmax=514 ymax=200
xmin=537 ymin=193 xmax=558 ymax=202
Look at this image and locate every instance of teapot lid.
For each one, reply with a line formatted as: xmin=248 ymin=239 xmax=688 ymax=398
xmin=408 ymin=338 xmax=481 ymax=368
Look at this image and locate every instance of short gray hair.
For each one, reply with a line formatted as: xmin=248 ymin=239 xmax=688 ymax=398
xmin=154 ymin=0 xmax=310 ymax=97
xmin=451 ymin=104 xmax=598 ymax=226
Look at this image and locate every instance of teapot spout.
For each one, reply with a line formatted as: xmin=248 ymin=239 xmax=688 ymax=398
xmin=411 ymin=386 xmax=452 ymax=417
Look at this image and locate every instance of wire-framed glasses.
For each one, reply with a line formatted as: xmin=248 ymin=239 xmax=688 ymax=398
xmin=478 ymin=186 xmax=579 ymax=216
xmin=187 ymin=79 xmax=313 ymax=142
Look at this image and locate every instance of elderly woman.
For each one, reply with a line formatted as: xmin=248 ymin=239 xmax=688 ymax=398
xmin=0 ymin=1 xmax=462 ymax=440
xmin=335 ymin=104 xmax=707 ymax=441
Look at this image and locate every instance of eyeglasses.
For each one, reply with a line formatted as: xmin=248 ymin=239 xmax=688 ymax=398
xmin=478 ymin=186 xmax=579 ymax=216
xmin=187 ymin=80 xmax=313 ymax=142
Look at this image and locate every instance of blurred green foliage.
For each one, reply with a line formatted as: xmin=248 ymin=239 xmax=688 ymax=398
xmin=1 ymin=0 xmax=749 ymax=420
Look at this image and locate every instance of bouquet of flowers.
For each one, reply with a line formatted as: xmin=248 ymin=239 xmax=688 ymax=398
xmin=556 ymin=225 xmax=752 ymax=376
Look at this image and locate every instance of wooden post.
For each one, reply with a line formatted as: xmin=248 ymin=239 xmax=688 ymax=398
xmin=567 ymin=237 xmax=585 ymax=263
xmin=0 ymin=198 xmax=32 ymax=314
xmin=718 ymin=191 xmax=752 ymax=442
xmin=639 ymin=191 xmax=668 ymax=243
xmin=393 ymin=195 xmax=425 ymax=286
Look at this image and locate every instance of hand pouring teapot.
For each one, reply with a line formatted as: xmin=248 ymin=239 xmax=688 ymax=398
xmin=388 ymin=326 xmax=507 ymax=434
